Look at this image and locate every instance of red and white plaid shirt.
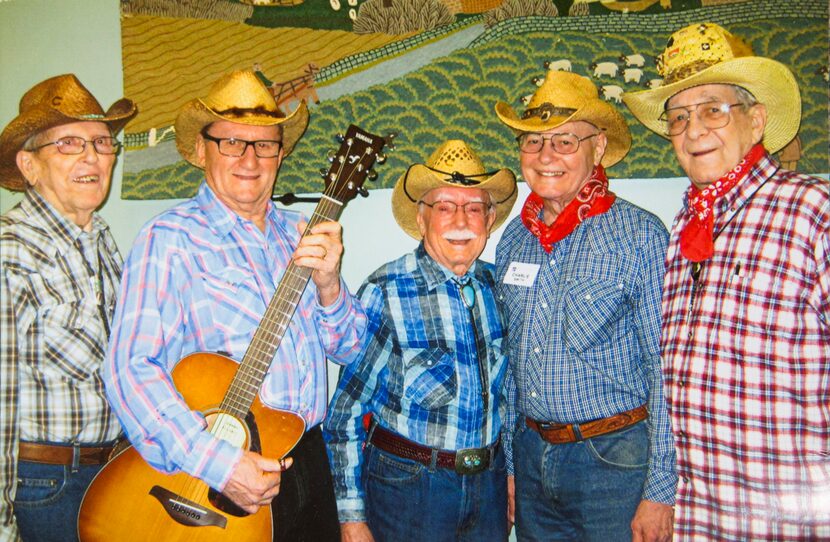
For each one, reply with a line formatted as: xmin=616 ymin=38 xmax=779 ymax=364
xmin=662 ymin=154 xmax=830 ymax=541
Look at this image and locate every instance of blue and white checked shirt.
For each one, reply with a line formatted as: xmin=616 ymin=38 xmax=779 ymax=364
xmin=324 ymin=245 xmax=509 ymax=522
xmin=495 ymin=198 xmax=677 ymax=505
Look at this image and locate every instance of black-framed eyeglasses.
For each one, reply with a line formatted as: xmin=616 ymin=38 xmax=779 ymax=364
xmin=659 ymin=101 xmax=748 ymax=136
xmin=201 ymin=132 xmax=282 ymax=158
xmin=419 ymin=200 xmax=492 ymax=219
xmin=30 ymin=136 xmax=121 ymax=155
xmin=517 ymin=132 xmax=598 ymax=154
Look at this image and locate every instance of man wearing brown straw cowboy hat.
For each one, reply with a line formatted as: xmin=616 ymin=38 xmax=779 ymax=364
xmin=103 ymin=70 xmax=367 ymax=541
xmin=624 ymin=23 xmax=830 ymax=540
xmin=493 ymin=70 xmax=676 ymax=541
xmin=0 ymin=74 xmax=136 ymax=541
xmin=324 ymin=140 xmax=517 ymax=542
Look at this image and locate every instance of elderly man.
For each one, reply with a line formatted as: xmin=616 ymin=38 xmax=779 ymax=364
xmin=624 ymin=23 xmax=830 ymax=540
xmin=0 ymin=74 xmax=135 ymax=541
xmin=103 ymin=70 xmax=366 ymax=542
xmin=324 ymin=140 xmax=518 ymax=542
xmin=493 ymin=71 xmax=677 ymax=542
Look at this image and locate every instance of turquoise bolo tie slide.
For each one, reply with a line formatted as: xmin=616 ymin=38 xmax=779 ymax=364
xmin=459 ymin=281 xmax=476 ymax=310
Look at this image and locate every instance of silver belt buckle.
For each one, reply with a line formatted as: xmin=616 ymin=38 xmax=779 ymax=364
xmin=454 ymin=447 xmax=489 ymax=475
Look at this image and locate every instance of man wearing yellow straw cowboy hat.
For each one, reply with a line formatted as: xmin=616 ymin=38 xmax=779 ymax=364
xmin=494 ymin=71 xmax=677 ymax=541
xmin=624 ymin=23 xmax=830 ymax=540
xmin=324 ymin=140 xmax=517 ymax=542
xmin=0 ymin=74 xmax=136 ymax=541
xmin=104 ymin=70 xmax=367 ymax=541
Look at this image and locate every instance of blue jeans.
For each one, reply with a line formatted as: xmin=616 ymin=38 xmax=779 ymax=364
xmin=14 ymin=460 xmax=103 ymax=542
xmin=365 ymin=443 xmax=508 ymax=542
xmin=513 ymin=421 xmax=649 ymax=542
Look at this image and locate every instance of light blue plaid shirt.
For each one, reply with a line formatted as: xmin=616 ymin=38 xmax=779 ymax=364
xmin=495 ymin=198 xmax=677 ymax=505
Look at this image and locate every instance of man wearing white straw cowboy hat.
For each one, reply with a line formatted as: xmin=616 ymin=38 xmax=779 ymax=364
xmin=0 ymin=74 xmax=136 ymax=541
xmin=103 ymin=70 xmax=367 ymax=541
xmin=324 ymin=140 xmax=518 ymax=542
xmin=624 ymin=23 xmax=830 ymax=540
xmin=494 ymin=70 xmax=677 ymax=542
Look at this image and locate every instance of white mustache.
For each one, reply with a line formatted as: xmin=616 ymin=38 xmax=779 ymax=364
xmin=443 ymin=229 xmax=477 ymax=241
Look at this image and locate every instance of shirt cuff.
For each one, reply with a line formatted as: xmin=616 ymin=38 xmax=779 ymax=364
xmin=642 ymin=468 xmax=677 ymax=505
xmin=181 ymin=432 xmax=244 ymax=492
xmin=316 ymin=278 xmax=352 ymax=327
xmin=336 ymin=496 xmax=366 ymax=523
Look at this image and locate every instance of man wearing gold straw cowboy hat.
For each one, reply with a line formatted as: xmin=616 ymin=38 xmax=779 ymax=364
xmin=324 ymin=140 xmax=518 ymax=542
xmin=103 ymin=70 xmax=367 ymax=541
xmin=624 ymin=23 xmax=830 ymax=540
xmin=0 ymin=74 xmax=136 ymax=541
xmin=493 ymin=71 xmax=677 ymax=541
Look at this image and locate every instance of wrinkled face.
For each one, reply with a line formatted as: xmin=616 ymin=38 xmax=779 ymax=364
xmin=16 ymin=121 xmax=115 ymax=229
xmin=667 ymin=84 xmax=766 ymax=190
xmin=416 ymin=187 xmax=495 ymax=277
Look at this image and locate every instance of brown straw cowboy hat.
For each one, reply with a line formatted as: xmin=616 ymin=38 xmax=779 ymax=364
xmin=0 ymin=74 xmax=137 ymax=191
xmin=622 ymin=23 xmax=800 ymax=153
xmin=391 ymin=140 xmax=518 ymax=239
xmin=175 ymin=70 xmax=309 ymax=167
xmin=495 ymin=71 xmax=631 ymax=167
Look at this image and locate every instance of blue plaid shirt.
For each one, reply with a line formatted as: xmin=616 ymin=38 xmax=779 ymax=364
xmin=495 ymin=198 xmax=677 ymax=505
xmin=324 ymin=244 xmax=509 ymax=522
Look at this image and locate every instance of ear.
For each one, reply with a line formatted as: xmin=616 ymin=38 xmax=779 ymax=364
xmin=593 ymin=132 xmax=608 ymax=166
xmin=415 ymin=205 xmax=427 ymax=238
xmin=15 ymin=150 xmax=38 ymax=187
xmin=749 ymin=103 xmax=768 ymax=145
xmin=195 ymin=136 xmax=207 ymax=168
xmin=486 ymin=206 xmax=497 ymax=234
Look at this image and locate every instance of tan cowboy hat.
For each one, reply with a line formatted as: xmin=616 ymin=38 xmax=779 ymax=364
xmin=0 ymin=74 xmax=137 ymax=191
xmin=391 ymin=140 xmax=518 ymax=239
xmin=622 ymin=23 xmax=800 ymax=153
xmin=495 ymin=70 xmax=631 ymax=167
xmin=175 ymin=70 xmax=309 ymax=167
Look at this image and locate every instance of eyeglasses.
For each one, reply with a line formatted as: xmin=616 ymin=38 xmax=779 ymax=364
xmin=517 ymin=132 xmax=598 ymax=154
xmin=202 ymin=132 xmax=282 ymax=158
xmin=419 ymin=200 xmax=491 ymax=218
xmin=30 ymin=136 xmax=121 ymax=155
xmin=660 ymin=101 xmax=748 ymax=136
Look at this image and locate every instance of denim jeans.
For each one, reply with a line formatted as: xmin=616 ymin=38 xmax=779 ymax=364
xmin=364 ymin=443 xmax=508 ymax=542
xmin=513 ymin=421 xmax=649 ymax=542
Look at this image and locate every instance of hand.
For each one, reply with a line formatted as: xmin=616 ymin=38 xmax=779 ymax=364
xmin=294 ymin=220 xmax=343 ymax=306
xmin=221 ymin=450 xmax=293 ymax=514
xmin=507 ymin=474 xmax=516 ymax=534
xmin=341 ymin=521 xmax=375 ymax=542
xmin=630 ymin=499 xmax=673 ymax=542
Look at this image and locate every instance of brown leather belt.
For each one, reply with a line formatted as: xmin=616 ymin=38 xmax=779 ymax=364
xmin=369 ymin=424 xmax=496 ymax=475
xmin=18 ymin=442 xmax=114 ymax=466
xmin=526 ymin=405 xmax=648 ymax=444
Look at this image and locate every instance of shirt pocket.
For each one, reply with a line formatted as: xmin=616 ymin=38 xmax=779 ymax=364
xmin=38 ymin=299 xmax=102 ymax=381
xmin=562 ymin=278 xmax=625 ymax=353
xmin=402 ymin=347 xmax=457 ymax=411
xmin=198 ymin=266 xmax=263 ymax=337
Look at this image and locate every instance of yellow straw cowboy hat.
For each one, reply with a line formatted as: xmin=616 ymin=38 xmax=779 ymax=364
xmin=495 ymin=70 xmax=631 ymax=167
xmin=622 ymin=22 xmax=800 ymax=153
xmin=0 ymin=74 xmax=137 ymax=191
xmin=175 ymin=70 xmax=309 ymax=167
xmin=391 ymin=140 xmax=518 ymax=239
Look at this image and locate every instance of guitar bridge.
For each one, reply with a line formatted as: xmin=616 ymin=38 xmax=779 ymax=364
xmin=149 ymin=485 xmax=228 ymax=529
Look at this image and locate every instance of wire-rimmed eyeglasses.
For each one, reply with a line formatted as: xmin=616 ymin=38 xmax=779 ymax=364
xmin=517 ymin=132 xmax=598 ymax=154
xmin=419 ymin=200 xmax=492 ymax=219
xmin=660 ymin=101 xmax=748 ymax=136
xmin=29 ymin=136 xmax=121 ymax=155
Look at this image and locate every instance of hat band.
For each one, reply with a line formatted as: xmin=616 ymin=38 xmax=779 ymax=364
xmin=662 ymin=59 xmax=723 ymax=85
xmin=402 ymin=165 xmax=516 ymax=206
xmin=213 ymin=106 xmax=284 ymax=119
xmin=521 ymin=103 xmax=577 ymax=121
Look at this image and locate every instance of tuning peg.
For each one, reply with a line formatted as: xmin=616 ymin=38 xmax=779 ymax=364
xmin=335 ymin=133 xmax=345 ymax=143
xmin=375 ymin=152 xmax=387 ymax=164
xmin=329 ymin=172 xmax=337 ymax=181
xmin=326 ymin=149 xmax=337 ymax=162
xmin=358 ymin=186 xmax=370 ymax=198
xmin=319 ymin=167 xmax=328 ymax=178
xmin=367 ymin=169 xmax=378 ymax=182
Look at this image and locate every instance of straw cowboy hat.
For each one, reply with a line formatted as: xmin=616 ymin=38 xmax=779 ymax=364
xmin=0 ymin=74 xmax=137 ymax=191
xmin=622 ymin=22 xmax=800 ymax=153
xmin=175 ymin=70 xmax=309 ymax=167
xmin=391 ymin=139 xmax=518 ymax=239
xmin=495 ymin=70 xmax=631 ymax=167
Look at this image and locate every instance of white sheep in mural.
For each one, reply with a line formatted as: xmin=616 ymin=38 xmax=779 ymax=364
xmin=544 ymin=59 xmax=573 ymax=72
xmin=601 ymin=84 xmax=624 ymax=103
xmin=623 ymin=68 xmax=644 ymax=83
xmin=620 ymin=53 xmax=646 ymax=67
xmin=591 ymin=62 xmax=619 ymax=78
xmin=645 ymin=78 xmax=664 ymax=89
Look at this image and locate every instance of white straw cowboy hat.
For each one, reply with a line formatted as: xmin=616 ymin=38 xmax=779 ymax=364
xmin=495 ymin=70 xmax=631 ymax=167
xmin=622 ymin=22 xmax=800 ymax=153
xmin=391 ymin=140 xmax=518 ymax=239
xmin=0 ymin=74 xmax=137 ymax=191
xmin=175 ymin=70 xmax=309 ymax=167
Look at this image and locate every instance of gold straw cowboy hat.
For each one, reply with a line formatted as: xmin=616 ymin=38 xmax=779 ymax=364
xmin=0 ymin=74 xmax=137 ymax=191
xmin=495 ymin=70 xmax=631 ymax=167
xmin=175 ymin=70 xmax=309 ymax=167
xmin=622 ymin=22 xmax=800 ymax=153
xmin=391 ymin=140 xmax=518 ymax=239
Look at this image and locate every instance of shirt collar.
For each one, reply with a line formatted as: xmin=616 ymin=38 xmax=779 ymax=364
xmin=415 ymin=242 xmax=486 ymax=291
xmin=682 ymin=150 xmax=777 ymax=215
xmin=22 ymin=189 xmax=107 ymax=251
xmin=195 ymin=180 xmax=277 ymax=239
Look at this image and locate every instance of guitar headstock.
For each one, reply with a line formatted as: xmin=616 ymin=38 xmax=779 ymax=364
xmin=321 ymin=125 xmax=390 ymax=204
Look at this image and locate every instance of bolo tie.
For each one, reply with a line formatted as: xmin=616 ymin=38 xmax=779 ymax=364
xmin=454 ymin=277 xmax=489 ymax=433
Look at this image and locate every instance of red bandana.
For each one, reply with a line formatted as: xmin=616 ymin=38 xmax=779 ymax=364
xmin=521 ymin=165 xmax=616 ymax=253
xmin=679 ymin=143 xmax=766 ymax=262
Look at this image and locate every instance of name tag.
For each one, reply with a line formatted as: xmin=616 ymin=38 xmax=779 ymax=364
xmin=503 ymin=262 xmax=540 ymax=287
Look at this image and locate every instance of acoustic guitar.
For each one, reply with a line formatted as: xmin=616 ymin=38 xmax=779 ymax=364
xmin=78 ymin=125 xmax=388 ymax=542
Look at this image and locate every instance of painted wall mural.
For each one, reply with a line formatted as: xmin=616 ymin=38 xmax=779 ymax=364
xmin=120 ymin=0 xmax=829 ymax=199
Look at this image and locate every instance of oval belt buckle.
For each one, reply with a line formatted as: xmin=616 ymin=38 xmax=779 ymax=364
xmin=454 ymin=447 xmax=489 ymax=475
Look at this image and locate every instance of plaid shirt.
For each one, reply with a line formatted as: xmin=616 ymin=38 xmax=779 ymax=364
xmin=0 ymin=190 xmax=122 ymax=541
xmin=495 ymin=198 xmax=677 ymax=505
xmin=104 ymin=182 xmax=366 ymax=492
xmin=662 ymin=155 xmax=830 ymax=541
xmin=323 ymin=245 xmax=509 ymax=522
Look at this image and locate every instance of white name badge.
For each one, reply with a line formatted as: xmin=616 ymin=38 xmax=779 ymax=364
xmin=503 ymin=261 xmax=540 ymax=287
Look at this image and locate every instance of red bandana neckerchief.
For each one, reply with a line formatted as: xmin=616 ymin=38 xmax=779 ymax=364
xmin=521 ymin=165 xmax=616 ymax=253
xmin=679 ymin=143 xmax=766 ymax=262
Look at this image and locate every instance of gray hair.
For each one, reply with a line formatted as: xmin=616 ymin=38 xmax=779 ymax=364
xmin=731 ymin=85 xmax=758 ymax=107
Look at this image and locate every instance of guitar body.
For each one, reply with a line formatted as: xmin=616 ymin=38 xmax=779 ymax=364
xmin=78 ymin=352 xmax=306 ymax=542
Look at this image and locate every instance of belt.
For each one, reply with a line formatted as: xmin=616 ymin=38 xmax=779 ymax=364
xmin=526 ymin=404 xmax=648 ymax=444
xmin=369 ymin=424 xmax=496 ymax=475
xmin=18 ymin=441 xmax=115 ymax=466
